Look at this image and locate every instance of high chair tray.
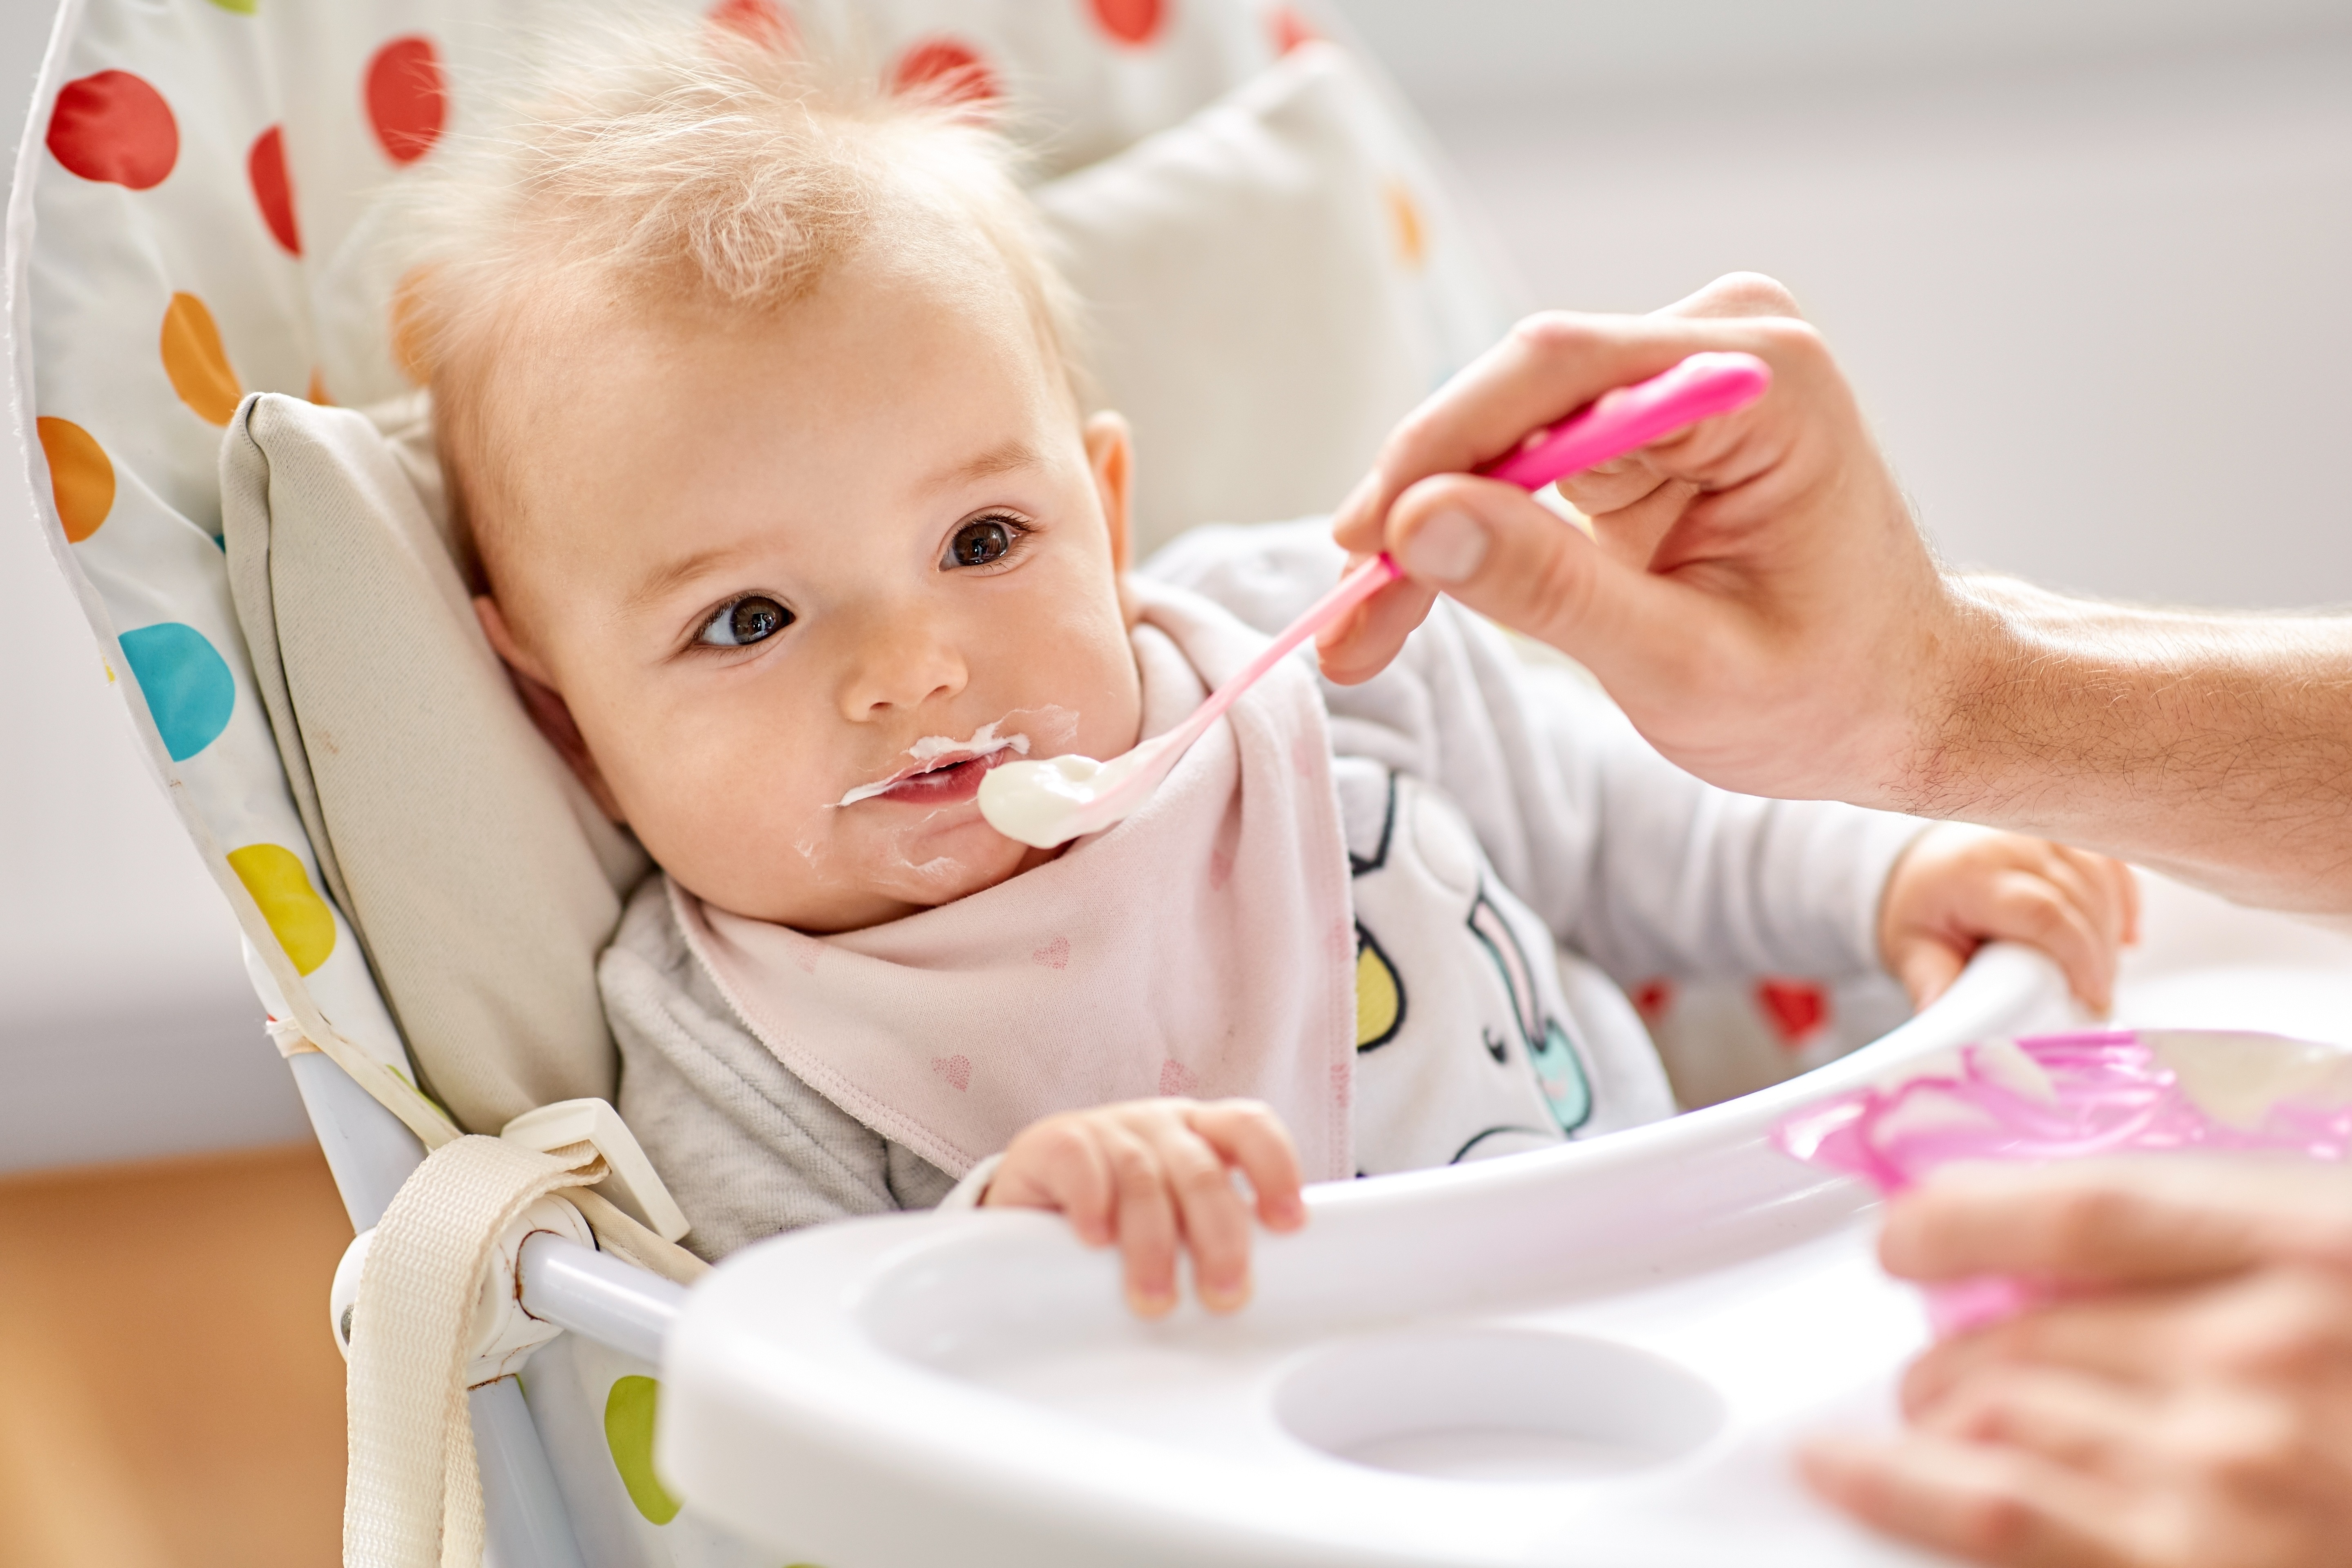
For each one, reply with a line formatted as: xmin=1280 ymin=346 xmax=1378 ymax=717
xmin=655 ymin=947 xmax=2067 ymax=1567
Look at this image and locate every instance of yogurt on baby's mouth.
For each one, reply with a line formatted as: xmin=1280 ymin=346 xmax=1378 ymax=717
xmin=835 ymin=720 xmax=1034 ymax=808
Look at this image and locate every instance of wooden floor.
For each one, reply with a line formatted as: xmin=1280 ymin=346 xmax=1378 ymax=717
xmin=0 ymin=1143 xmax=352 ymax=1567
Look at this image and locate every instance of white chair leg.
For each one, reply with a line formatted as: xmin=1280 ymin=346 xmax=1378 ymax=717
xmin=474 ymin=1375 xmax=590 ymax=1568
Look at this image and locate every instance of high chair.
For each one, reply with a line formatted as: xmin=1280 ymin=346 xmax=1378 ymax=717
xmin=9 ymin=1 xmax=2110 ymax=1563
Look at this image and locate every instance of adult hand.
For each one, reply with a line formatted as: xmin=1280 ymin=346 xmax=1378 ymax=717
xmin=1319 ymin=273 xmax=1957 ymax=810
xmin=1801 ymin=1159 xmax=2352 ymax=1567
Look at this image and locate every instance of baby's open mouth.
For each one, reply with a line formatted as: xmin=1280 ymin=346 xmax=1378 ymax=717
xmin=837 ymin=749 xmax=1013 ymax=809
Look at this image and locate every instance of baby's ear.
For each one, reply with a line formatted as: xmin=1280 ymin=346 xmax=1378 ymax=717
xmin=473 ymin=595 xmax=627 ymax=823
xmin=1083 ymin=410 xmax=1134 ymax=573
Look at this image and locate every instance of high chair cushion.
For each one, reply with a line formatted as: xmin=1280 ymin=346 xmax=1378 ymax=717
xmin=1042 ymin=43 xmax=1495 ymax=555
xmin=194 ymin=42 xmax=1506 ymax=1132
xmin=223 ymin=391 xmax=649 ymax=1132
xmin=18 ymin=0 xmax=1511 ymax=1143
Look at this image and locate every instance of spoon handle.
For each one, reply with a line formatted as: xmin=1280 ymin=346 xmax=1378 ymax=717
xmin=1176 ymin=552 xmax=1402 ymax=748
xmin=1177 ymin=354 xmax=1771 ymax=753
xmin=1478 ymin=350 xmax=1771 ymax=492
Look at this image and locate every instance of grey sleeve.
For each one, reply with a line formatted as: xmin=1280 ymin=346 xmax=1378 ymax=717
xmin=599 ymin=881 xmax=955 ymax=1262
xmin=1144 ymin=522 xmax=1926 ymax=985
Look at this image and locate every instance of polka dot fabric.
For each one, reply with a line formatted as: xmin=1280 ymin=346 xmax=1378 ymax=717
xmin=10 ymin=0 xmax=1513 ymax=1120
xmin=9 ymin=11 xmax=1509 ymax=1556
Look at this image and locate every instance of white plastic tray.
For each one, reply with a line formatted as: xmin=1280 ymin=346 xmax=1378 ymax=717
xmin=658 ymin=945 xmax=2073 ymax=1567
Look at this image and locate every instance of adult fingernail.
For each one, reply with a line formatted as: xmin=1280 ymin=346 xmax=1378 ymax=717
xmin=1399 ymin=509 xmax=1488 ymax=584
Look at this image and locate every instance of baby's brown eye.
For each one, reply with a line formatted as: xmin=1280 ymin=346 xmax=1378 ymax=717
xmin=948 ymin=517 xmax=1014 ymax=568
xmin=698 ymin=594 xmax=791 ymax=648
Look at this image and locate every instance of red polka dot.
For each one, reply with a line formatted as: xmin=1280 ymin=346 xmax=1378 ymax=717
xmin=1267 ymin=6 xmax=1319 ymax=54
xmin=46 ymin=70 xmax=178 ymax=190
xmin=247 ymin=125 xmax=300 ymax=256
xmin=1090 ymin=0 xmax=1165 ymax=47
xmin=708 ymin=0 xmax=797 ymax=49
xmin=1756 ymin=979 xmax=1830 ymax=1048
xmin=889 ymin=38 xmax=999 ymax=106
xmin=366 ymin=36 xmax=445 ymax=165
xmin=1631 ymin=978 xmax=1673 ymax=1023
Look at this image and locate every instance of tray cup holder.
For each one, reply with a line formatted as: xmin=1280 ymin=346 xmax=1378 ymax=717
xmin=1272 ymin=1327 xmax=1726 ymax=1484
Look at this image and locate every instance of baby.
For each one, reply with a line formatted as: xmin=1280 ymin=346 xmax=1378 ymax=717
xmin=406 ymin=27 xmax=2134 ymax=1315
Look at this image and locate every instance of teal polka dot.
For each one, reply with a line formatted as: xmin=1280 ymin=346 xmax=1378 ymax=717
xmin=118 ymin=622 xmax=234 ymax=760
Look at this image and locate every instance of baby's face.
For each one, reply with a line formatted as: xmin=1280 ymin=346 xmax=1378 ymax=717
xmin=475 ymin=254 xmax=1142 ymax=931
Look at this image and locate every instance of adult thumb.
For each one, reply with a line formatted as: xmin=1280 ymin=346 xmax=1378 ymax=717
xmin=1384 ymin=472 xmax=1682 ymax=675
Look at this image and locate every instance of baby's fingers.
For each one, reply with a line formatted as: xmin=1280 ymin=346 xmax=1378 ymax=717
xmin=1151 ymin=1122 xmax=1258 ymax=1314
xmin=1102 ymin=1126 xmax=1182 ymax=1318
xmin=1985 ymin=868 xmax=2116 ymax=1013
xmin=1189 ymin=1100 xmax=1307 ymax=1232
xmin=1891 ymin=934 xmax=1969 ymax=1010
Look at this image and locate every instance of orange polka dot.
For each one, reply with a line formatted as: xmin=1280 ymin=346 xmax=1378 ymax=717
xmin=36 ymin=417 xmax=114 ymax=542
xmin=1384 ymin=181 xmax=1426 ymax=272
xmin=388 ymin=267 xmax=434 ymax=386
xmin=160 ymin=293 xmax=242 ymax=425
xmin=307 ymin=367 xmax=332 ymax=405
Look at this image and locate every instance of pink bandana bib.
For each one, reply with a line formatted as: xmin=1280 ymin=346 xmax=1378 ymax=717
xmin=673 ymin=579 xmax=1358 ymax=1181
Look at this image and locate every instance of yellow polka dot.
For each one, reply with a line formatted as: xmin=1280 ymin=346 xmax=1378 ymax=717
xmin=1355 ymin=927 xmax=1402 ymax=1049
xmin=227 ymin=843 xmax=337 ymax=975
xmin=1384 ymin=181 xmax=1426 ymax=272
xmin=36 ymin=416 xmax=114 ymax=542
xmin=161 ymin=292 xmax=242 ymax=425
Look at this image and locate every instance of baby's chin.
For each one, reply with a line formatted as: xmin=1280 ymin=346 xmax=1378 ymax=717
xmin=728 ymin=808 xmax=1048 ymax=933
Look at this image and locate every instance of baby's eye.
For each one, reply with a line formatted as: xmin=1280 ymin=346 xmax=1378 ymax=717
xmin=946 ymin=515 xmax=1019 ymax=569
xmin=698 ymin=594 xmax=793 ymax=648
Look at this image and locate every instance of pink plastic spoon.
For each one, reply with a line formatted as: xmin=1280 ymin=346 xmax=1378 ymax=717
xmin=978 ymin=351 xmax=1771 ymax=848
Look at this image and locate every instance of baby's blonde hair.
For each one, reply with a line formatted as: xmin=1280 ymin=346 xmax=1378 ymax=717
xmin=394 ymin=17 xmax=1087 ymax=573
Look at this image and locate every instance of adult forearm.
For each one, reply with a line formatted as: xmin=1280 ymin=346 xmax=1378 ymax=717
xmin=1898 ymin=576 xmax=2352 ymax=914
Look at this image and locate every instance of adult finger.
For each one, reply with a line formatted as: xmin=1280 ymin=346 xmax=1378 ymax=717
xmin=1881 ymin=1161 xmax=2352 ymax=1287
xmin=1369 ymin=472 xmax=1697 ymax=686
xmin=1902 ymin=1281 xmax=2285 ymax=1406
xmin=1799 ymin=1432 xmax=2141 ymax=1568
xmin=1146 ymin=1118 xmax=1255 ymax=1313
xmin=1659 ymin=270 xmax=1808 ymax=323
xmin=1316 ymin=571 xmax=1440 ymax=686
xmin=1914 ymin=1363 xmax=2168 ymax=1483
xmin=1331 ymin=310 xmax=1722 ymax=555
xmin=1101 ymin=1124 xmax=1181 ymax=1317
xmin=1189 ymin=1100 xmax=1307 ymax=1232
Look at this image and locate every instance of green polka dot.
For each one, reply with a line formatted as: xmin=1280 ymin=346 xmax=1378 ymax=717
xmin=604 ymin=1375 xmax=681 ymax=1525
xmin=207 ymin=0 xmax=258 ymax=13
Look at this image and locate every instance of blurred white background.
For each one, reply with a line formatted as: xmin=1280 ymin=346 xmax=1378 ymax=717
xmin=3 ymin=0 xmax=2348 ymax=1173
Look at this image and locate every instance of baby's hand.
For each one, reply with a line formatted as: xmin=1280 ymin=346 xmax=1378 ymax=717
xmin=1879 ymin=824 xmax=2139 ymax=1012
xmin=981 ymin=1098 xmax=1307 ymax=1317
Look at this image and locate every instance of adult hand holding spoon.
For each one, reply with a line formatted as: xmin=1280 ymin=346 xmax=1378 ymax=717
xmin=979 ymin=351 xmax=1771 ymax=849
